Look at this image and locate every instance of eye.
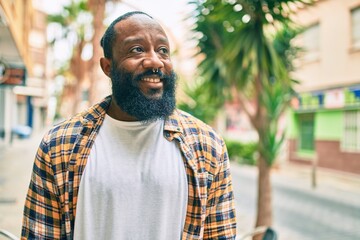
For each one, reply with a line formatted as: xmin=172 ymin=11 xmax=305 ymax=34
xmin=158 ymin=47 xmax=169 ymax=55
xmin=130 ymin=46 xmax=144 ymax=53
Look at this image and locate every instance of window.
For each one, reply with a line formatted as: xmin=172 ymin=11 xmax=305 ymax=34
xmin=342 ymin=110 xmax=360 ymax=151
xmin=304 ymin=24 xmax=320 ymax=52
xmin=299 ymin=114 xmax=315 ymax=151
xmin=302 ymin=23 xmax=320 ymax=61
xmin=351 ymin=7 xmax=360 ymax=49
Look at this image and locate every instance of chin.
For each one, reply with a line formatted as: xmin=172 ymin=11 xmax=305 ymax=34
xmin=144 ymin=89 xmax=163 ymax=99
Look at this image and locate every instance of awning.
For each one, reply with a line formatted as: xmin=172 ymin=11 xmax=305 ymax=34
xmin=13 ymin=85 xmax=45 ymax=97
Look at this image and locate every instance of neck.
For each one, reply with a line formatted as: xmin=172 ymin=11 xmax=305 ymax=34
xmin=107 ymin=96 xmax=138 ymax=121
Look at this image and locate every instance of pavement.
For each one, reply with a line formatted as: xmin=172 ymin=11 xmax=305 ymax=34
xmin=1 ymin=130 xmax=360 ymax=239
xmin=232 ymin=163 xmax=360 ymax=240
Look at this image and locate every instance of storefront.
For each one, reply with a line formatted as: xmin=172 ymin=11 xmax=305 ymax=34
xmin=288 ymin=84 xmax=360 ymax=174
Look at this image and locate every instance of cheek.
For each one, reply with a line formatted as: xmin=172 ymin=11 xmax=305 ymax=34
xmin=120 ymin=63 xmax=136 ymax=73
xmin=117 ymin=58 xmax=142 ymax=72
xmin=163 ymin=60 xmax=173 ymax=74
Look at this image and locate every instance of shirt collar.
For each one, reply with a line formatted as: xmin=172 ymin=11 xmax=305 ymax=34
xmin=164 ymin=110 xmax=183 ymax=134
xmin=80 ymin=95 xmax=112 ymax=125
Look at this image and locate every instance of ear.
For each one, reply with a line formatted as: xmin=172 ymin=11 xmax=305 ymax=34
xmin=100 ymin=57 xmax=111 ymax=78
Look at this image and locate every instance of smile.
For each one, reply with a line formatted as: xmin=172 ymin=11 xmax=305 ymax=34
xmin=142 ymin=77 xmax=161 ymax=83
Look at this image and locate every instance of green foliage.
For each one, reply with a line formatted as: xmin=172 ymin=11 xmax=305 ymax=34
xmin=272 ymin=24 xmax=304 ymax=71
xmin=225 ymin=139 xmax=258 ymax=165
xmin=47 ymin=0 xmax=92 ymax=46
xmin=177 ymin=76 xmax=228 ymax=123
xmin=189 ymin=0 xmax=314 ymax=166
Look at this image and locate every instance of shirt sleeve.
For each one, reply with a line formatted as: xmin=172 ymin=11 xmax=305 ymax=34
xmin=21 ymin=138 xmax=62 ymax=239
xmin=204 ymin=141 xmax=237 ymax=239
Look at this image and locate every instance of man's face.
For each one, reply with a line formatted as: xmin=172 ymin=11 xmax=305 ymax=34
xmin=109 ymin=15 xmax=176 ymax=121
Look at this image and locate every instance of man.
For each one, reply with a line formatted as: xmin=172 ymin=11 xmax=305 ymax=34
xmin=21 ymin=11 xmax=237 ymax=239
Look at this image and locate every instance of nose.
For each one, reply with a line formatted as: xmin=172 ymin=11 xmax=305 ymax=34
xmin=142 ymin=50 xmax=164 ymax=70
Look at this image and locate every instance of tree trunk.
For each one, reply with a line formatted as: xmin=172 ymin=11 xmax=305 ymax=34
xmin=68 ymin=41 xmax=87 ymax=116
xmin=88 ymin=0 xmax=106 ymax=105
xmin=253 ymin=153 xmax=273 ymax=240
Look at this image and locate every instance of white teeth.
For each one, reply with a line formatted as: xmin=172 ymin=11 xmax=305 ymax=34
xmin=142 ymin=78 xmax=160 ymax=83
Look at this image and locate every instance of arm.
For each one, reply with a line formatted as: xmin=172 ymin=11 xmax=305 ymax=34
xmin=21 ymin=138 xmax=62 ymax=239
xmin=204 ymin=142 xmax=237 ymax=239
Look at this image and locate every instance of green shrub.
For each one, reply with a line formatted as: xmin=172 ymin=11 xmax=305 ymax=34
xmin=225 ymin=139 xmax=258 ymax=165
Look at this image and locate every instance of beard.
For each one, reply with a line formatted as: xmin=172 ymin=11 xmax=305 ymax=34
xmin=110 ymin=63 xmax=177 ymax=122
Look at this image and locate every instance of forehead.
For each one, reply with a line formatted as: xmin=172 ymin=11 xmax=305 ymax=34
xmin=113 ymin=15 xmax=169 ymax=44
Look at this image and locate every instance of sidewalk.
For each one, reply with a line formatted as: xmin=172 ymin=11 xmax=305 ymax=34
xmin=0 ymin=130 xmax=45 ymax=238
xmin=273 ymin=161 xmax=360 ymax=205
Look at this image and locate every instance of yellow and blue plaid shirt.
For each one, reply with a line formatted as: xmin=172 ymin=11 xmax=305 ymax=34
xmin=21 ymin=96 xmax=237 ymax=239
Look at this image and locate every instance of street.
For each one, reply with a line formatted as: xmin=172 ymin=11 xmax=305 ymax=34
xmin=1 ymin=133 xmax=360 ymax=239
xmin=232 ymin=163 xmax=360 ymax=240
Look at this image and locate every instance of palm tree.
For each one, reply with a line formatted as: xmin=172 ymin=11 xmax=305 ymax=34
xmin=87 ymin=0 xmax=108 ymax=105
xmin=189 ymin=0 xmax=313 ymax=238
xmin=47 ymin=0 xmax=92 ymax=116
xmin=48 ymin=0 xmax=120 ymax=113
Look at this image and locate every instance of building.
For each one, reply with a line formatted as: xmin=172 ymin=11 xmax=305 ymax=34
xmin=288 ymin=0 xmax=360 ymax=174
xmin=0 ymin=0 xmax=48 ymax=145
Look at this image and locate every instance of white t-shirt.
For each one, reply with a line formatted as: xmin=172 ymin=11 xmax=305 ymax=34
xmin=74 ymin=115 xmax=188 ymax=240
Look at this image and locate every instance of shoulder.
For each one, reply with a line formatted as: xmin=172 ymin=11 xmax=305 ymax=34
xmin=174 ymin=109 xmax=225 ymax=148
xmin=42 ymin=97 xmax=110 ymax=145
xmin=174 ymin=109 xmax=214 ymax=130
xmin=40 ymin=114 xmax=84 ymax=151
xmin=173 ymin=110 xmax=229 ymax=175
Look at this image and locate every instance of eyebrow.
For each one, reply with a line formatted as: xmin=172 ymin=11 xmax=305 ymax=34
xmin=122 ymin=36 xmax=169 ymax=46
xmin=123 ymin=36 xmax=143 ymax=45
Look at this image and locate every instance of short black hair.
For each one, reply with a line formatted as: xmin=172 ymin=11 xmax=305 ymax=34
xmin=100 ymin=11 xmax=153 ymax=59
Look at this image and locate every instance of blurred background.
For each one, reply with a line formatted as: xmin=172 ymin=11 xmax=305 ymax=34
xmin=0 ymin=0 xmax=360 ymax=239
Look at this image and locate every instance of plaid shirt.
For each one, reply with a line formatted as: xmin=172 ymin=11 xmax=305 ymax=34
xmin=21 ymin=96 xmax=237 ymax=239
